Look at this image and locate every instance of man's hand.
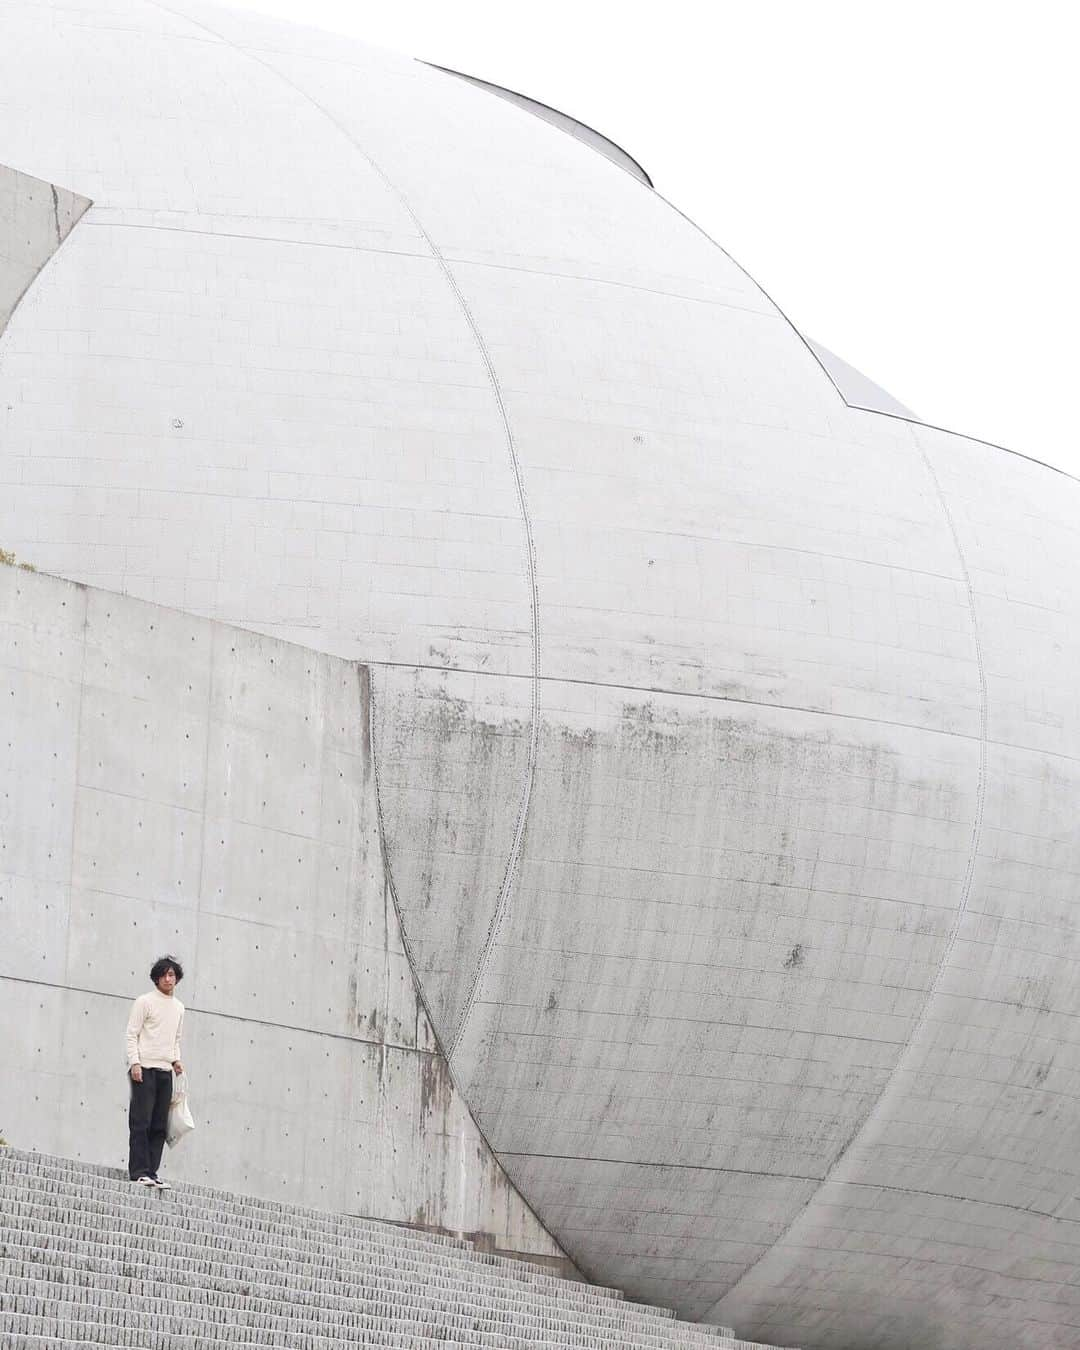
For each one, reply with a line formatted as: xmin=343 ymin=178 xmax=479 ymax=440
xmin=172 ymin=1061 xmax=183 ymax=1075
xmin=130 ymin=1065 xmax=143 ymax=1083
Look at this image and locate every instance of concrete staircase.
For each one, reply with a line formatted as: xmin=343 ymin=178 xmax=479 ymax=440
xmin=0 ymin=1149 xmax=787 ymax=1349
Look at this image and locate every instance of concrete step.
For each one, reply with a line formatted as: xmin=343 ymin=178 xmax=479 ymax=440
xmin=2 ymin=1191 xmax=559 ymax=1292
xmin=1 ymin=1155 xmax=691 ymax=1331
xmin=1 ymin=1156 xmax=553 ymax=1280
xmin=6 ymin=1152 xmax=699 ymax=1327
xmin=1 ymin=1154 xmax=619 ymax=1304
xmin=0 ymin=1188 xmax=598 ymax=1306
xmin=0 ymin=1218 xmax=723 ymax=1350
xmin=0 ymin=1204 xmax=689 ymax=1344
xmin=3 ymin=1300 xmax=691 ymax=1350
xmin=0 ymin=1236 xmax=723 ymax=1339
xmin=4 ymin=1153 xmax=474 ymax=1254
xmin=0 ymin=1244 xmax=712 ymax=1333
xmin=0 ymin=1263 xmax=724 ymax=1350
xmin=0 ymin=1149 xmax=783 ymax=1349
xmin=1 ymin=1313 xmax=442 ymax=1350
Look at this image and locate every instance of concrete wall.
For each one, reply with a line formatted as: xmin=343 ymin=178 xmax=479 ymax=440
xmin=0 ymin=164 xmax=90 ymax=336
xmin=3 ymin=5 xmax=1080 ymax=1348
xmin=0 ymin=564 xmax=565 ymax=1265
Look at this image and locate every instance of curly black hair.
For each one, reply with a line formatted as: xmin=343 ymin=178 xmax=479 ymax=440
xmin=150 ymin=955 xmax=184 ymax=986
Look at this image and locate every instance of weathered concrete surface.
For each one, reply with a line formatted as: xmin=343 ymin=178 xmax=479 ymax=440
xmin=0 ymin=164 xmax=90 ymax=336
xmin=1 ymin=4 xmax=1080 ymax=1347
xmin=0 ymin=565 xmax=565 ymax=1266
xmin=372 ymin=663 xmax=535 ymax=1037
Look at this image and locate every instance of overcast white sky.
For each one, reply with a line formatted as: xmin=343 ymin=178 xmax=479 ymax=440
xmin=226 ymin=0 xmax=1078 ymax=477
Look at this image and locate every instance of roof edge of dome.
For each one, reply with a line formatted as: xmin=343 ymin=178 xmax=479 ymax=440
xmin=424 ymin=62 xmax=653 ymax=188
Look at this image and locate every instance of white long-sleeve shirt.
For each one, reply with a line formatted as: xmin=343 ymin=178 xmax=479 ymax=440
xmin=125 ymin=989 xmax=184 ymax=1070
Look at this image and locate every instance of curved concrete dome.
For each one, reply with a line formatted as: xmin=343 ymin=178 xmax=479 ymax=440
xmin=3 ymin=4 xmax=1080 ymax=1347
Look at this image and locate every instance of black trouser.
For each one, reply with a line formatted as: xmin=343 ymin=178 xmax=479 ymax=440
xmin=128 ymin=1068 xmax=172 ymax=1180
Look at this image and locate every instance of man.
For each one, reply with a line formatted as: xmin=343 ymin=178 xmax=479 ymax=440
xmin=125 ymin=955 xmax=185 ymax=1188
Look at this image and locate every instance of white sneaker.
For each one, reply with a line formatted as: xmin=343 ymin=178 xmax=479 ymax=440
xmin=152 ymin=1176 xmax=172 ymax=1190
xmin=134 ymin=1175 xmax=157 ymax=1187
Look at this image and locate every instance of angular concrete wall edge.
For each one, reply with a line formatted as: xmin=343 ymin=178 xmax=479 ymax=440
xmin=0 ymin=163 xmax=92 ymax=339
xmin=0 ymin=565 xmax=572 ymax=1270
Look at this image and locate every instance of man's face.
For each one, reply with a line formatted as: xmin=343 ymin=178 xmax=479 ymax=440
xmin=156 ymin=968 xmax=177 ymax=994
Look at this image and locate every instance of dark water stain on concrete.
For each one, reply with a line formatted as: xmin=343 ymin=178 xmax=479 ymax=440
xmin=357 ymin=663 xmax=371 ymax=762
xmin=419 ymin=1049 xmax=453 ymax=1126
xmin=346 ymin=964 xmax=382 ymax=1041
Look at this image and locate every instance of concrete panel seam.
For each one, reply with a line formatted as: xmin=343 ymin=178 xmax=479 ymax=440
xmin=140 ymin=0 xmax=542 ymax=1067
xmin=59 ymin=586 xmax=90 ymax=993
xmin=2 ymin=970 xmax=438 ymax=1057
xmin=701 ymin=429 xmax=992 ymax=1326
xmin=497 ymin=1151 xmax=823 ymax=1183
xmin=84 ymin=217 xmax=774 ymax=317
xmin=361 ymin=656 xmax=1010 ymax=752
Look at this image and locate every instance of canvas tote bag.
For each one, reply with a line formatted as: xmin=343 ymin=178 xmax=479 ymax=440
xmin=166 ymin=1071 xmax=196 ymax=1147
